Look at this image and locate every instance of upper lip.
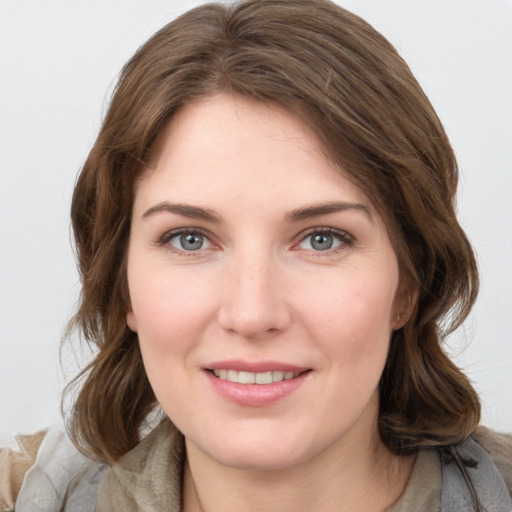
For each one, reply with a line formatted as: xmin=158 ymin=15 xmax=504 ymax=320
xmin=205 ymin=360 xmax=310 ymax=373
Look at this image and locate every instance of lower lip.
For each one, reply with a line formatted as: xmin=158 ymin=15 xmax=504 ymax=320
xmin=204 ymin=370 xmax=310 ymax=407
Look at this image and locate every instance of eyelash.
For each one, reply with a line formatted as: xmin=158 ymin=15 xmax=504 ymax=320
xmin=157 ymin=227 xmax=354 ymax=255
xmin=157 ymin=228 xmax=214 ymax=256
xmin=295 ymin=227 xmax=354 ymax=254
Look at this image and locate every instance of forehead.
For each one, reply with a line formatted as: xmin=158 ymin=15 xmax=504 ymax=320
xmin=134 ymin=94 xmax=371 ymax=215
xmin=140 ymin=95 xmax=370 ymax=198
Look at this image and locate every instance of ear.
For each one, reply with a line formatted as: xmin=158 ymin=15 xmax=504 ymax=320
xmin=127 ymin=310 xmax=138 ymax=332
xmin=392 ymin=278 xmax=419 ymax=331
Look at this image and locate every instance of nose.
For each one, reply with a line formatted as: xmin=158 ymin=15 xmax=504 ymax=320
xmin=217 ymin=251 xmax=292 ymax=340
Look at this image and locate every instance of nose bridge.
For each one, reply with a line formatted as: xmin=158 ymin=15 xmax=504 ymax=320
xmin=218 ymin=243 xmax=290 ymax=338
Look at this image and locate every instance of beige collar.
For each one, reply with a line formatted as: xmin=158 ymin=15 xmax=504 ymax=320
xmin=96 ymin=419 xmax=442 ymax=512
xmin=96 ymin=420 xmax=184 ymax=512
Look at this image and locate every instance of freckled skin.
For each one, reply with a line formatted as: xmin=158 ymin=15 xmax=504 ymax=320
xmin=126 ymin=94 xmax=401 ymax=474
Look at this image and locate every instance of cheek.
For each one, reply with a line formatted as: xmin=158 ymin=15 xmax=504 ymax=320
xmin=298 ymin=267 xmax=398 ymax=362
xmin=128 ymin=272 xmax=213 ymax=414
xmin=129 ymin=267 xmax=217 ymax=348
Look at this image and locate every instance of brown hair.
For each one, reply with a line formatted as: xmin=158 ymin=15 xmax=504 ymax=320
xmin=65 ymin=0 xmax=480 ymax=463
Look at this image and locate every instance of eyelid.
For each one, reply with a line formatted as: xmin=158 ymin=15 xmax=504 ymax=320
xmin=156 ymin=226 xmax=354 ymax=255
xmin=157 ymin=227 xmax=217 ymax=252
xmin=293 ymin=226 xmax=354 ymax=252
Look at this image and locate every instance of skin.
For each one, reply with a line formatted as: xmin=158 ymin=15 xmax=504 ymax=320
xmin=126 ymin=94 xmax=414 ymax=512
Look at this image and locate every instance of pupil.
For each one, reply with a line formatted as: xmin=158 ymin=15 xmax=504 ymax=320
xmin=311 ymin=233 xmax=333 ymax=250
xmin=181 ymin=233 xmax=203 ymax=250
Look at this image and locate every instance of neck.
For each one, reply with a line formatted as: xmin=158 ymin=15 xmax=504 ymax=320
xmin=182 ymin=423 xmax=415 ymax=512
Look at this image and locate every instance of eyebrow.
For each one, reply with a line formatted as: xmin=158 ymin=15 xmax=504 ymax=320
xmin=142 ymin=200 xmax=373 ymax=224
xmin=142 ymin=202 xmax=221 ymax=223
xmin=284 ymin=201 xmax=373 ymax=223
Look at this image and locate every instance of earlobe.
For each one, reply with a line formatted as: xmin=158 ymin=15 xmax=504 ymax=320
xmin=393 ymin=282 xmax=419 ymax=330
xmin=393 ymin=312 xmax=403 ymax=331
xmin=127 ymin=311 xmax=138 ymax=332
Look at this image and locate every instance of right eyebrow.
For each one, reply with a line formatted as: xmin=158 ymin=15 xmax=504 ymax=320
xmin=284 ymin=201 xmax=373 ymax=224
xmin=142 ymin=201 xmax=221 ymax=223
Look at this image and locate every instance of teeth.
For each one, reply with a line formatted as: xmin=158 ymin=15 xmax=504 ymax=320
xmin=239 ymin=371 xmax=255 ymax=384
xmin=255 ymin=372 xmax=272 ymax=384
xmin=212 ymin=369 xmax=299 ymax=384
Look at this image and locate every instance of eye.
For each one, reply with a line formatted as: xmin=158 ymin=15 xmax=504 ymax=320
xmin=164 ymin=230 xmax=213 ymax=252
xmin=297 ymin=229 xmax=351 ymax=252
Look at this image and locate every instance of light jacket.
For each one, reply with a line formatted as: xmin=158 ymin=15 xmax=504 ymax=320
xmin=3 ymin=421 xmax=512 ymax=511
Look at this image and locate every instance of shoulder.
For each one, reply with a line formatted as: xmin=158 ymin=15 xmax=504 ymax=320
xmin=472 ymin=426 xmax=512 ymax=496
xmin=439 ymin=426 xmax=512 ymax=511
xmin=0 ymin=430 xmax=45 ymax=512
xmin=2 ymin=426 xmax=106 ymax=512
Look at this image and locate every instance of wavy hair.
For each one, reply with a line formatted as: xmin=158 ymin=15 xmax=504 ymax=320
xmin=65 ymin=0 xmax=480 ymax=463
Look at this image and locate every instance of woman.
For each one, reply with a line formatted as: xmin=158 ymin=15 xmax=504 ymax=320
xmin=4 ymin=0 xmax=512 ymax=510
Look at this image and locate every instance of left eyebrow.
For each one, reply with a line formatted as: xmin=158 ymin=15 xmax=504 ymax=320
xmin=142 ymin=201 xmax=221 ymax=223
xmin=284 ymin=201 xmax=373 ymax=223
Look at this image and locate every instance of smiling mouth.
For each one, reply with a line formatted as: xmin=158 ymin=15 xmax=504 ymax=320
xmin=209 ymin=369 xmax=308 ymax=385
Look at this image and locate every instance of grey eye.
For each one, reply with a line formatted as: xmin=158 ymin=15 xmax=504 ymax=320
xmin=169 ymin=232 xmax=210 ymax=251
xmin=298 ymin=230 xmax=346 ymax=252
xmin=310 ymin=233 xmax=334 ymax=251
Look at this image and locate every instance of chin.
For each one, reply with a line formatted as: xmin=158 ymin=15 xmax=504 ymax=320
xmin=210 ymin=445 xmax=306 ymax=472
xmin=187 ymin=422 xmax=325 ymax=472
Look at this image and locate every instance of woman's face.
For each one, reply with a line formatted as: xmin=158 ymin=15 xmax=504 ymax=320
xmin=127 ymin=94 xmax=401 ymax=471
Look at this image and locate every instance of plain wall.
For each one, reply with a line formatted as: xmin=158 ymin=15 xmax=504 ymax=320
xmin=1 ymin=0 xmax=511 ymax=443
